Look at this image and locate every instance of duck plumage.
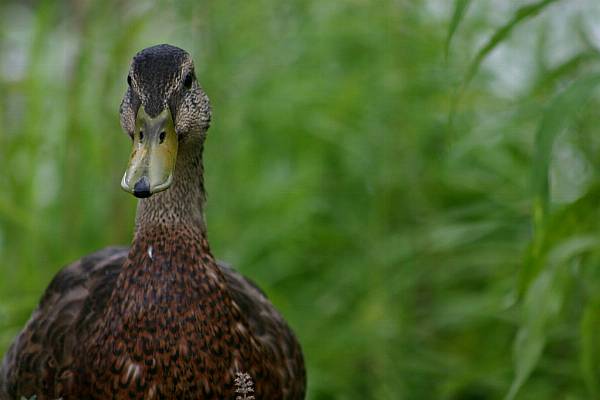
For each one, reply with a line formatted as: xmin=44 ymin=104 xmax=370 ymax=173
xmin=0 ymin=44 xmax=306 ymax=399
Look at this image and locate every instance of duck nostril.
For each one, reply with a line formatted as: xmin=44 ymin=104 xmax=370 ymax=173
xmin=139 ymin=131 xmax=144 ymax=141
xmin=159 ymin=131 xmax=166 ymax=144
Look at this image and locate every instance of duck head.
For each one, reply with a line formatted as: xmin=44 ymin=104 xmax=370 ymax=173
xmin=119 ymin=44 xmax=211 ymax=198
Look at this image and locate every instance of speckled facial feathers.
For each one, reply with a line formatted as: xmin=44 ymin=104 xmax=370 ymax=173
xmin=120 ymin=44 xmax=211 ymax=140
xmin=130 ymin=45 xmax=189 ymax=117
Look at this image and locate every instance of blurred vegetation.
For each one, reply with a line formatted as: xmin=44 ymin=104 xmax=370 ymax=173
xmin=1 ymin=0 xmax=600 ymax=398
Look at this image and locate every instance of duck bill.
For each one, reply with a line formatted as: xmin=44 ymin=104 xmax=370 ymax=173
xmin=121 ymin=106 xmax=178 ymax=198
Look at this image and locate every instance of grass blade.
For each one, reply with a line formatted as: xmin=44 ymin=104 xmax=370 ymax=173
xmin=508 ymin=236 xmax=599 ymax=400
xmin=582 ymin=302 xmax=600 ymax=398
xmin=445 ymin=0 xmax=472 ymax=60
xmin=531 ymin=74 xmax=600 ymax=227
xmin=465 ymin=0 xmax=561 ymax=85
xmin=520 ymin=74 xmax=600 ymax=300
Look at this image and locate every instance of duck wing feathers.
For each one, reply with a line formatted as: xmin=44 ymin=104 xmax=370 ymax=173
xmin=0 ymin=246 xmax=127 ymax=399
xmin=219 ymin=262 xmax=306 ymax=398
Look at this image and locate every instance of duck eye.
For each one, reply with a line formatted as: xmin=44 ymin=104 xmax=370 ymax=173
xmin=139 ymin=131 xmax=144 ymax=141
xmin=183 ymin=72 xmax=194 ymax=89
xmin=127 ymin=75 xmax=132 ymax=87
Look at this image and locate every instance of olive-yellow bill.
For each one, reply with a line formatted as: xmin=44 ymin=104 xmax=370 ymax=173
xmin=121 ymin=106 xmax=178 ymax=198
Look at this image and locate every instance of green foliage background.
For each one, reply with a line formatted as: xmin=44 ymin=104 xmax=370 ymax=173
xmin=1 ymin=0 xmax=600 ymax=398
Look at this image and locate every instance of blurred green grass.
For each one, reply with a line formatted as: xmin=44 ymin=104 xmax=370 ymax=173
xmin=1 ymin=0 xmax=600 ymax=398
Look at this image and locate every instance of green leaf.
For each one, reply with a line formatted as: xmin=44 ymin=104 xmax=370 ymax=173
xmin=520 ymin=74 xmax=600 ymax=294
xmin=445 ymin=0 xmax=472 ymax=59
xmin=465 ymin=0 xmax=561 ymax=85
xmin=506 ymin=266 xmax=563 ymax=400
xmin=532 ymin=50 xmax=600 ymax=95
xmin=508 ymin=236 xmax=599 ymax=400
xmin=581 ymin=302 xmax=600 ymax=398
xmin=532 ymin=74 xmax=600 ymax=226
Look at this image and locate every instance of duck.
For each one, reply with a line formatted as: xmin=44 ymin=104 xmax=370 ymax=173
xmin=0 ymin=44 xmax=306 ymax=400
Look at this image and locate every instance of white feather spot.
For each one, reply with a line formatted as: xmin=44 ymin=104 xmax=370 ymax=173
xmin=148 ymin=245 xmax=153 ymax=260
xmin=125 ymin=362 xmax=141 ymax=381
xmin=206 ymin=268 xmax=218 ymax=281
xmin=236 ymin=322 xmax=247 ymax=334
xmin=148 ymin=384 xmax=157 ymax=399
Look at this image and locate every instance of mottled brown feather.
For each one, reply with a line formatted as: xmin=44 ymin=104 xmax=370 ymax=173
xmin=1 ymin=244 xmax=305 ymax=399
xmin=1 ymin=247 xmax=127 ymax=399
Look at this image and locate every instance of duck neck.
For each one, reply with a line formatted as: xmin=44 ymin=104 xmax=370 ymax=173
xmin=134 ymin=136 xmax=207 ymax=241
